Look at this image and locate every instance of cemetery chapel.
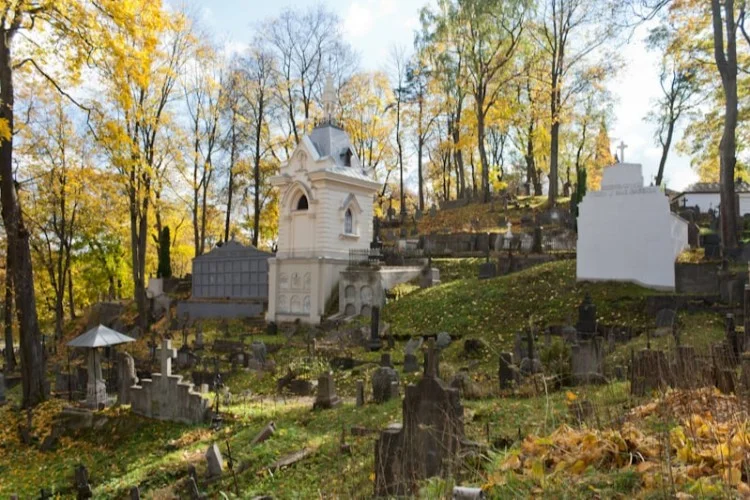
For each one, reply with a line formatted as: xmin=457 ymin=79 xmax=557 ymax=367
xmin=266 ymin=75 xmax=380 ymax=324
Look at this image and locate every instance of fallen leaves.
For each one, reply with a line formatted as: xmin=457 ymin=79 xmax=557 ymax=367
xmin=494 ymin=388 xmax=750 ymax=495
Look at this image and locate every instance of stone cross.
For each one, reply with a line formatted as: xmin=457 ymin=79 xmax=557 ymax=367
xmin=323 ymin=74 xmax=335 ymax=122
xmin=617 ymin=141 xmax=627 ymax=162
xmin=157 ymin=339 xmax=177 ymax=376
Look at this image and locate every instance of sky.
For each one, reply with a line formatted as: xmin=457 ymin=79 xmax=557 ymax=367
xmin=175 ymin=0 xmax=699 ymax=192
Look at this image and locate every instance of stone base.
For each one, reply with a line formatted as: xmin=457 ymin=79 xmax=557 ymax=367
xmin=313 ymin=396 xmax=342 ymax=410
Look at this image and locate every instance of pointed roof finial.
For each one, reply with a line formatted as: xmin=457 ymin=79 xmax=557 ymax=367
xmin=323 ymin=73 xmax=335 ymax=123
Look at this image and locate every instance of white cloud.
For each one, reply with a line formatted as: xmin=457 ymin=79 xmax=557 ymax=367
xmin=344 ymin=3 xmax=375 ymax=39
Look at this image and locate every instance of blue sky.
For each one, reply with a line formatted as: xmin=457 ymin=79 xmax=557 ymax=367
xmin=175 ymin=0 xmax=698 ymax=191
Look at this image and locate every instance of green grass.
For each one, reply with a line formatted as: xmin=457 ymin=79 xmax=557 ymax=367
xmin=384 ymin=260 xmax=660 ymax=348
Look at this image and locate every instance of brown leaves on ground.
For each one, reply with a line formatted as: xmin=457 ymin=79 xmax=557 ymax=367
xmin=494 ymin=388 xmax=750 ymax=496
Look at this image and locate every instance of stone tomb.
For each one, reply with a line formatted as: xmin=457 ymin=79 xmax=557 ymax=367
xmin=374 ymin=349 xmax=464 ymax=497
xmin=313 ymin=372 xmax=342 ymax=410
xmin=129 ymin=340 xmax=210 ymax=424
xmin=576 ymin=162 xmax=688 ymax=290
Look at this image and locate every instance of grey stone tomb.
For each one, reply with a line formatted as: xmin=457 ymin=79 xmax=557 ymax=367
xmin=116 ymin=352 xmax=138 ymax=405
xmin=498 ymin=352 xmax=514 ymax=390
xmin=372 ymin=363 xmax=400 ymax=404
xmin=129 ymin=339 xmax=210 ymax=424
xmin=313 ymin=372 xmax=342 ymax=410
xmin=205 ymin=443 xmax=224 ymax=478
xmin=356 ymin=380 xmax=365 ymax=406
xmin=403 ymin=338 xmax=422 ymax=373
xmin=436 ymin=332 xmax=451 ymax=349
xmin=86 ymin=349 xmax=107 ymax=409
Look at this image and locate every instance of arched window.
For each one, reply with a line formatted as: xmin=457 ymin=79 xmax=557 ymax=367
xmin=344 ymin=208 xmax=353 ymax=234
xmin=296 ymin=194 xmax=309 ymax=211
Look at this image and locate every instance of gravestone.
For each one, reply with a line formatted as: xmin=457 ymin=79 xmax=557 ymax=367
xmin=116 ymin=352 xmax=138 ymax=405
xmin=74 ymin=464 xmax=92 ymax=499
xmin=356 ymin=380 xmax=365 ymax=406
xmin=478 ymin=262 xmax=497 ymax=280
xmin=380 ymin=353 xmax=393 ymax=369
xmin=498 ymin=352 xmax=514 ymax=390
xmin=687 ymin=222 xmax=700 ymax=248
xmin=177 ymin=345 xmax=195 ymax=370
xmin=251 ymin=341 xmax=267 ymax=363
xmin=570 ymin=338 xmax=604 ymax=384
xmin=703 ymin=233 xmax=721 ymax=259
xmin=404 ymin=338 xmax=421 ymax=373
xmin=374 ymin=357 xmax=464 ymax=496
xmin=654 ymin=309 xmax=676 ymax=338
xmin=436 ymin=332 xmax=451 ymax=350
xmin=205 ymin=443 xmax=224 ymax=478
xmin=313 ymin=372 xmax=342 ymax=410
xmin=576 ymin=294 xmax=597 ymax=337
xmin=577 ymin=162 xmax=688 ymax=289
xmin=372 ymin=362 xmax=400 ymax=404
xmin=194 ymin=325 xmax=204 ymax=349
xmin=369 ymin=306 xmax=382 ymax=351
xmin=251 ymin=421 xmax=276 ymax=445
xmin=129 ymin=339 xmax=210 ymax=424
xmin=129 ymin=487 xmax=141 ymax=500
xmin=85 ymin=349 xmax=107 ymax=409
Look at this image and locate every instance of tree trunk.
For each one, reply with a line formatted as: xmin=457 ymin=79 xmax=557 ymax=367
xmin=396 ymin=98 xmax=405 ymax=215
xmin=476 ymin=103 xmax=490 ymax=203
xmin=4 ymin=250 xmax=15 ymax=372
xmin=712 ymin=0 xmax=739 ymax=253
xmin=67 ymin=266 xmax=75 ymax=320
xmin=224 ymin=115 xmax=237 ymax=243
xmin=655 ymin=119 xmax=676 ymax=186
xmin=0 ymin=31 xmax=45 ymax=405
xmin=253 ymin=98 xmax=264 ymax=248
xmin=549 ymin=120 xmax=560 ymax=203
xmin=548 ymin=76 xmax=561 ymax=205
xmin=417 ymin=138 xmax=424 ymax=211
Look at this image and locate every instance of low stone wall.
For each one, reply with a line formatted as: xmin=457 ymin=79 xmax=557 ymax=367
xmin=176 ymin=300 xmax=265 ymax=321
xmin=496 ymin=253 xmax=574 ymax=275
xmin=130 ymin=374 xmax=209 ymax=424
xmin=674 ymin=263 xmax=720 ymax=295
xmin=339 ymin=266 xmax=422 ymax=317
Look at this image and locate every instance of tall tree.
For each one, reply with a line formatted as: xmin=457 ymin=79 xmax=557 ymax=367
xmin=0 ymin=0 xmax=107 ymax=406
xmin=388 ymin=46 xmax=409 ymax=216
xmin=183 ymin=46 xmax=223 ymax=256
xmin=538 ymin=0 xmax=616 ymax=205
xmin=460 ymin=0 xmax=527 ymax=202
xmin=646 ymin=30 xmax=698 ymax=186
xmin=93 ymin=7 xmax=193 ymax=333
xmin=239 ymin=47 xmax=276 ymax=248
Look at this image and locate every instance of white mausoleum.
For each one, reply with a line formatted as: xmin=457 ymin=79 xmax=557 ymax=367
xmin=266 ymin=76 xmax=380 ymax=324
xmin=577 ymin=162 xmax=689 ymax=290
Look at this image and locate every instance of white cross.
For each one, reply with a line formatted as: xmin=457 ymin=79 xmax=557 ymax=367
xmin=617 ymin=141 xmax=627 ymax=162
xmin=157 ymin=339 xmax=177 ymax=376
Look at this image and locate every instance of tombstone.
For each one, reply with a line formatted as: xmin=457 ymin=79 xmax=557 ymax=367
xmin=403 ymin=338 xmax=422 ymax=373
xmin=703 ymin=233 xmax=721 ymax=259
xmin=0 ymin=373 xmax=6 ymax=406
xmin=129 ymin=339 xmax=210 ymax=424
xmin=129 ymin=487 xmax=141 ymax=500
xmin=372 ymin=364 xmax=400 ymax=404
xmin=436 ymin=332 xmax=451 ymax=350
xmin=251 ymin=421 xmax=276 ymax=445
xmin=478 ymin=262 xmax=497 ymax=280
xmin=424 ymin=340 xmax=440 ymax=378
xmin=498 ymin=352 xmax=514 ymax=390
xmin=205 ymin=443 xmax=224 ymax=478
xmin=74 ymin=464 xmax=93 ymax=499
xmin=576 ymin=294 xmax=597 ymax=337
xmin=194 ymin=325 xmax=204 ymax=350
xmin=577 ymin=162 xmax=688 ymax=289
xmin=563 ymin=182 xmax=571 ymax=198
xmin=85 ymin=349 xmax=107 ymax=409
xmin=356 ymin=380 xmax=365 ymax=406
xmin=374 ymin=361 xmax=464 ymax=496
xmin=368 ymin=306 xmax=382 ymax=352
xmin=570 ymin=338 xmax=604 ymax=384
xmin=687 ymin=222 xmax=700 ymax=248
xmin=251 ymin=341 xmax=267 ymax=363
xmin=313 ymin=372 xmax=342 ymax=410
xmin=630 ymin=349 xmax=670 ymax=396
xmin=419 ymin=267 xmax=440 ymax=288
xmin=532 ymin=226 xmax=543 ymax=253
xmin=429 ymin=205 xmax=437 ymax=217
xmin=380 ymin=353 xmax=393 ymax=369
xmin=115 ymin=352 xmax=137 ymax=405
